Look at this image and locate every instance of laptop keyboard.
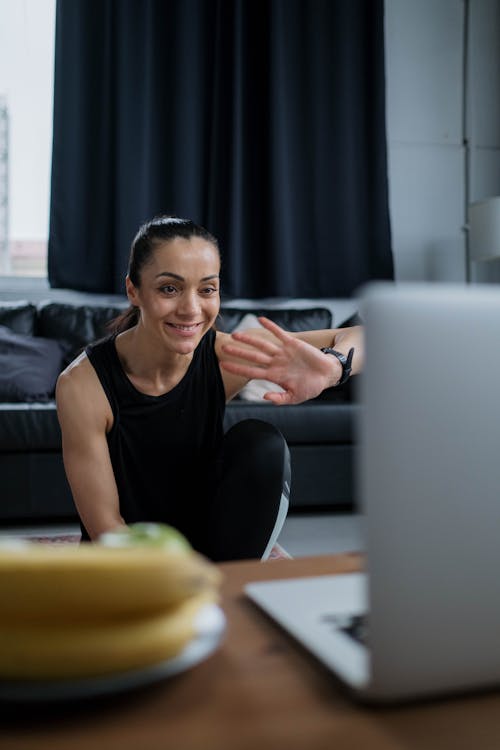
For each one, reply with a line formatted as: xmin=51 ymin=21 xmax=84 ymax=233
xmin=321 ymin=613 xmax=368 ymax=645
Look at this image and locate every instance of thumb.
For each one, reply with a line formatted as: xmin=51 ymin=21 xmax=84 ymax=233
xmin=263 ymin=391 xmax=294 ymax=405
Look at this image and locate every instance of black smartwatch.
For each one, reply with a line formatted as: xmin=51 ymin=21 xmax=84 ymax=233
xmin=320 ymin=347 xmax=354 ymax=386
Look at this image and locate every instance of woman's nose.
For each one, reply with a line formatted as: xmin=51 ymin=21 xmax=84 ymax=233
xmin=178 ymin=291 xmax=201 ymax=316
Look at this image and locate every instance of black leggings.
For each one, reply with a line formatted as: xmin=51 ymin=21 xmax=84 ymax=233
xmin=198 ymin=419 xmax=291 ymax=562
xmin=79 ymin=419 xmax=291 ymax=562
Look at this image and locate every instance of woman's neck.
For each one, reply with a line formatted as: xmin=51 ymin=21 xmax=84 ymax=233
xmin=114 ymin=326 xmax=194 ymax=397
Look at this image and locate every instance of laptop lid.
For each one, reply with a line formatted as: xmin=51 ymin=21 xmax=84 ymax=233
xmin=360 ymin=282 xmax=500 ymax=701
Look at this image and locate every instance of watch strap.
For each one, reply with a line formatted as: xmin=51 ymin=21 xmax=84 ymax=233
xmin=320 ymin=347 xmax=354 ymax=386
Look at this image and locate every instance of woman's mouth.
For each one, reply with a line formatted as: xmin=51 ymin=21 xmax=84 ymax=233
xmin=166 ymin=322 xmax=203 ymax=337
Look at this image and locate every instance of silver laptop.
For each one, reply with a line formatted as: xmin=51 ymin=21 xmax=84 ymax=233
xmin=246 ymin=282 xmax=500 ymax=703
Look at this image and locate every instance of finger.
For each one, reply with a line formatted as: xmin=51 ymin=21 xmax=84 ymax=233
xmin=263 ymin=390 xmax=294 ymax=405
xmin=264 ymin=390 xmax=307 ymax=405
xmin=219 ymin=360 xmax=269 ymax=379
xmin=230 ymin=331 xmax=281 ymax=355
xmin=257 ymin=317 xmax=294 ymax=343
xmin=220 ymin=343 xmax=272 ymax=366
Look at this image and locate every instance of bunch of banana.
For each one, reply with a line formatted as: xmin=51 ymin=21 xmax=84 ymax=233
xmin=0 ymin=523 xmax=222 ymax=681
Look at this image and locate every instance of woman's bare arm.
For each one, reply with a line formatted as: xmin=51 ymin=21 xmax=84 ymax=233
xmin=56 ymin=355 xmax=126 ymax=540
xmin=217 ymin=317 xmax=364 ymax=404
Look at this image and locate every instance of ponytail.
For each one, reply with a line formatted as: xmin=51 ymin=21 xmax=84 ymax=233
xmin=107 ymin=305 xmax=140 ymax=334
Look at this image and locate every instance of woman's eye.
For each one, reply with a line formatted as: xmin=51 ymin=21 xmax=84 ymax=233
xmin=201 ymin=287 xmax=218 ymax=295
xmin=160 ymin=285 xmax=177 ymax=295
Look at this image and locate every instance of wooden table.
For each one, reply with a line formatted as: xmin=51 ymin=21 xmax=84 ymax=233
xmin=1 ymin=554 xmax=500 ymax=750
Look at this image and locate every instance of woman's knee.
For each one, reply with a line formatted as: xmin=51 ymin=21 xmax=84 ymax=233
xmin=223 ymin=418 xmax=288 ymax=456
xmin=222 ymin=419 xmax=290 ymax=485
xmin=222 ymin=419 xmax=291 ymax=496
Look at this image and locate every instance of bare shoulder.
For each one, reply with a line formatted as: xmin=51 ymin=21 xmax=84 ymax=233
xmin=56 ymin=352 xmax=97 ymax=399
xmin=56 ymin=352 xmax=112 ymax=431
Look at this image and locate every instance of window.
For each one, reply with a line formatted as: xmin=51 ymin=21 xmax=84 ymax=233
xmin=0 ymin=0 xmax=56 ymax=277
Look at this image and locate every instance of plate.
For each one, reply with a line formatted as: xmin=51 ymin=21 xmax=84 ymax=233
xmin=0 ymin=603 xmax=226 ymax=702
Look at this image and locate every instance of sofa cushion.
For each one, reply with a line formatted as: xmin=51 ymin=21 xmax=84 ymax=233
xmin=217 ymin=307 xmax=332 ymax=333
xmin=224 ymin=401 xmax=359 ymax=444
xmin=37 ymin=301 xmax=128 ymax=365
xmin=0 ymin=301 xmax=37 ymax=336
xmin=0 ymin=403 xmax=61 ymax=451
xmin=0 ymin=326 xmax=64 ymax=402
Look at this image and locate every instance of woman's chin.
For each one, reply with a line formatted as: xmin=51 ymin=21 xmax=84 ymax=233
xmin=166 ymin=333 xmax=203 ymax=356
xmin=177 ymin=341 xmax=199 ymax=355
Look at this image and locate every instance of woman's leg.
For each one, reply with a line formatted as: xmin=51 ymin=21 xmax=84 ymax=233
xmin=202 ymin=419 xmax=291 ymax=562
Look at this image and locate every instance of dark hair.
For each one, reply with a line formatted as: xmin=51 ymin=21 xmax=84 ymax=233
xmin=110 ymin=215 xmax=220 ymax=333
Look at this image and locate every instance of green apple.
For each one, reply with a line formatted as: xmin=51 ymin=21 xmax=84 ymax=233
xmin=98 ymin=522 xmax=191 ymax=553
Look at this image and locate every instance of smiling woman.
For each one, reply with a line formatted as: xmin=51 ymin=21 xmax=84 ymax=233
xmin=55 ymin=215 xmax=363 ymax=561
xmin=121 ymin=233 xmax=221 ymax=379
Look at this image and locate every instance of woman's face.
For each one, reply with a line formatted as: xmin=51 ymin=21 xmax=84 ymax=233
xmin=126 ymin=236 xmax=221 ymax=356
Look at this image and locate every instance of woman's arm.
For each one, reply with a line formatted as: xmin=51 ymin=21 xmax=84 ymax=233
xmin=217 ymin=317 xmax=364 ymax=404
xmin=56 ymin=355 xmax=126 ymax=540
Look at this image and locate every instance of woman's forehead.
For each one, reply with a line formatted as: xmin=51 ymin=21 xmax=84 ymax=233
xmin=146 ymin=236 xmax=220 ymax=274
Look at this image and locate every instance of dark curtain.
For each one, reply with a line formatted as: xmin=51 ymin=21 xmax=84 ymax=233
xmin=48 ymin=0 xmax=393 ymax=297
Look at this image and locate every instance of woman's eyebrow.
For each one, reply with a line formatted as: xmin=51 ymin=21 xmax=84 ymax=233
xmin=155 ymin=271 xmax=220 ymax=282
xmin=155 ymin=271 xmax=184 ymax=281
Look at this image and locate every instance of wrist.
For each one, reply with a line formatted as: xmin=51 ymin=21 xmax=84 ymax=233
xmin=320 ymin=347 xmax=354 ymax=387
xmin=325 ymin=356 xmax=343 ymax=388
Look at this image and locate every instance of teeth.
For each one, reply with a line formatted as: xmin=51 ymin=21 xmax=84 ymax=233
xmin=170 ymin=324 xmax=198 ymax=331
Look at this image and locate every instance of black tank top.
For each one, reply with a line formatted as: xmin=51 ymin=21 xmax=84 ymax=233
xmin=84 ymin=329 xmax=226 ymax=543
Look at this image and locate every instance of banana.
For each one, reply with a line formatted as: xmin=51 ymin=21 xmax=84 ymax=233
xmin=0 ymin=544 xmax=221 ymax=623
xmin=0 ymin=591 xmax=215 ymax=680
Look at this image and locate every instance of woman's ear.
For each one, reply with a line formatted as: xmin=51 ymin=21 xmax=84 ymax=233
xmin=125 ymin=275 xmax=139 ymax=305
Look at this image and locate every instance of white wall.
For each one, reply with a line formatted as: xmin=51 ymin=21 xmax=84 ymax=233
xmin=0 ymin=0 xmax=55 ymax=242
xmin=385 ymin=0 xmax=500 ymax=284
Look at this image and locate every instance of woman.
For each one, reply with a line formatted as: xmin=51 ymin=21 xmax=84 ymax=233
xmin=56 ymin=215 xmax=363 ymax=560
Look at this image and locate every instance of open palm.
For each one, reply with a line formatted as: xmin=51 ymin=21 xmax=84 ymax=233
xmin=219 ymin=317 xmax=340 ymax=404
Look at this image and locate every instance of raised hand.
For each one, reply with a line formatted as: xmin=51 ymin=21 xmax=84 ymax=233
xmin=219 ymin=317 xmax=342 ymax=405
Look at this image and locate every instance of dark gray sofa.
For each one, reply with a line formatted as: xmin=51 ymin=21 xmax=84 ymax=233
xmin=0 ymin=300 xmax=359 ymax=524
